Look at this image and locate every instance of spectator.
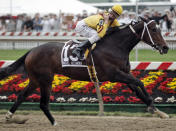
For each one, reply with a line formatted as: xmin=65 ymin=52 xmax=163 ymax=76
xmin=64 ymin=14 xmax=74 ymax=31
xmin=58 ymin=12 xmax=66 ymax=31
xmin=118 ymin=10 xmax=130 ymax=25
xmin=171 ymin=6 xmax=176 ymax=31
xmin=82 ymin=10 xmax=88 ymax=19
xmin=6 ymin=18 xmax=16 ymax=32
xmin=52 ymin=14 xmax=61 ymax=32
xmin=72 ymin=14 xmax=82 ymax=29
xmin=22 ymin=16 xmax=33 ymax=32
xmin=33 ymin=13 xmax=42 ymax=32
xmin=128 ymin=12 xmax=136 ymax=22
xmin=172 ymin=17 xmax=176 ymax=31
xmin=16 ymin=15 xmax=24 ymax=32
xmin=41 ymin=15 xmax=51 ymax=32
xmin=161 ymin=15 xmax=172 ymax=31
xmin=49 ymin=13 xmax=55 ymax=31
xmin=0 ymin=19 xmax=4 ymax=31
xmin=143 ymin=10 xmax=151 ymax=19
xmin=149 ymin=11 xmax=166 ymax=25
xmin=0 ymin=18 xmax=6 ymax=31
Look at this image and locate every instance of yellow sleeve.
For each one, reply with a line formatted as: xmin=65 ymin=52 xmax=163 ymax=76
xmin=96 ymin=19 xmax=108 ymax=38
xmin=111 ymin=19 xmax=120 ymax=27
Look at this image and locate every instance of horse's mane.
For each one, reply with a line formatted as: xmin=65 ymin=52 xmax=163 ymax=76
xmin=105 ymin=20 xmax=140 ymax=37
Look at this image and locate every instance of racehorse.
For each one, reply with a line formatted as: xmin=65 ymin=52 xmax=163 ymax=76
xmin=0 ymin=17 xmax=169 ymax=126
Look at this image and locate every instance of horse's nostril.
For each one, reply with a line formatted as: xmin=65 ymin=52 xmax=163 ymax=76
xmin=163 ymin=46 xmax=169 ymax=50
xmin=163 ymin=46 xmax=169 ymax=54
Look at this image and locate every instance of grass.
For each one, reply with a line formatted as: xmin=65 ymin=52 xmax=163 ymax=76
xmin=0 ymin=49 xmax=29 ymax=60
xmin=0 ymin=49 xmax=176 ymax=61
xmin=129 ymin=49 xmax=176 ymax=61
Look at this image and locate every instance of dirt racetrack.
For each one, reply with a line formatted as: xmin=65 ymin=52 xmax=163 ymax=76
xmin=0 ymin=114 xmax=176 ymax=131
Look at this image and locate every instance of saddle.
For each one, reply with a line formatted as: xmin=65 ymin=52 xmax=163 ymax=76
xmin=61 ymin=40 xmax=96 ymax=67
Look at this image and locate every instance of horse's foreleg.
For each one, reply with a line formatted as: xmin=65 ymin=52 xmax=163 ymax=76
xmin=128 ymin=84 xmax=152 ymax=106
xmin=6 ymin=81 xmax=36 ymax=122
xmin=128 ymin=84 xmax=169 ymax=118
xmin=114 ymin=71 xmax=152 ymax=105
xmin=40 ymin=86 xmax=56 ymax=126
xmin=114 ymin=70 xmax=169 ymax=118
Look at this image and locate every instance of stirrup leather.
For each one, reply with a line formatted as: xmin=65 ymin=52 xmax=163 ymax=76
xmin=84 ymin=43 xmax=96 ymax=60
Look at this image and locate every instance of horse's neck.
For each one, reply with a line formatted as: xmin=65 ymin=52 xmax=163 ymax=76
xmin=97 ymin=23 xmax=143 ymax=55
xmin=126 ymin=22 xmax=144 ymax=51
xmin=114 ymin=24 xmax=141 ymax=52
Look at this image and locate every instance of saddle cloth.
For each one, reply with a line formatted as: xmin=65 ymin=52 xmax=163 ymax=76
xmin=61 ymin=40 xmax=88 ymax=67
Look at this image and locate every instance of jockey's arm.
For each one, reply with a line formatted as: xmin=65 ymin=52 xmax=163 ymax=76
xmin=111 ymin=19 xmax=120 ymax=27
xmin=97 ymin=19 xmax=120 ymax=38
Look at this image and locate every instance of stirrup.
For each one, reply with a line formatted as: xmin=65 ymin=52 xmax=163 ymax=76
xmin=72 ymin=48 xmax=83 ymax=60
xmin=75 ymin=50 xmax=85 ymax=60
xmin=79 ymin=54 xmax=85 ymax=60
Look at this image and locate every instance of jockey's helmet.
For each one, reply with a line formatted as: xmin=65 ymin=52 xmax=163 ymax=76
xmin=111 ymin=4 xmax=123 ymax=16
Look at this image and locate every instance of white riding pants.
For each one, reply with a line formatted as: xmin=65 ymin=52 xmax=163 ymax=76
xmin=75 ymin=20 xmax=101 ymax=44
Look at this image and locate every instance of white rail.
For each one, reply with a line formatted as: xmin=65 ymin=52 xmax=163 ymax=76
xmin=0 ymin=32 xmax=175 ymax=49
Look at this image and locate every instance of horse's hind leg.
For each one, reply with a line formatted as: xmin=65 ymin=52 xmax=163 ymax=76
xmin=37 ymin=73 xmax=56 ymax=126
xmin=39 ymin=85 xmax=56 ymax=125
xmin=6 ymin=81 xmax=37 ymax=121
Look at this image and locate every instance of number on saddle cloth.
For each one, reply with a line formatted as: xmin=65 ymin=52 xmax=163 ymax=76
xmin=61 ymin=40 xmax=96 ymax=67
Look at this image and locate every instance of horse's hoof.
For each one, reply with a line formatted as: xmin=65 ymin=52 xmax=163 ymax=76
xmin=5 ymin=111 xmax=13 ymax=121
xmin=14 ymin=117 xmax=28 ymax=124
xmin=6 ymin=117 xmax=28 ymax=124
xmin=154 ymin=108 xmax=170 ymax=119
xmin=53 ymin=121 xmax=57 ymax=126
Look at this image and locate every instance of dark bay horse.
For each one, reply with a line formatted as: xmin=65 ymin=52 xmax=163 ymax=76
xmin=0 ymin=17 xmax=169 ymax=125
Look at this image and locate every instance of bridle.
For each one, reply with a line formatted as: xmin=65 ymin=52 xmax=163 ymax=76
xmin=128 ymin=19 xmax=168 ymax=54
xmin=129 ymin=20 xmax=156 ymax=47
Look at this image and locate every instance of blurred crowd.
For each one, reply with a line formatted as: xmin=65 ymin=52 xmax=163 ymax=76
xmin=0 ymin=7 xmax=176 ymax=33
xmin=0 ymin=10 xmax=89 ymax=32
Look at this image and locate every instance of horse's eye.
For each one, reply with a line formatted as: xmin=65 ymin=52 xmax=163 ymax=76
xmin=152 ymin=28 xmax=157 ymax=32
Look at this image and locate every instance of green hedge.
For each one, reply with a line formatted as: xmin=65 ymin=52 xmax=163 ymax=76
xmin=1 ymin=102 xmax=176 ymax=114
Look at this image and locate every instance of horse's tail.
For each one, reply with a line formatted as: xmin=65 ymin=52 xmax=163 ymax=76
xmin=0 ymin=51 xmax=30 ymax=80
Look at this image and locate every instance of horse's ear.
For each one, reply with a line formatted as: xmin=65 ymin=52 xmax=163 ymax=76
xmin=139 ymin=16 xmax=148 ymax=22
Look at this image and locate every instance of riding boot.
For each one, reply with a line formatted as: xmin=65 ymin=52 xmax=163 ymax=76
xmin=72 ymin=40 xmax=92 ymax=60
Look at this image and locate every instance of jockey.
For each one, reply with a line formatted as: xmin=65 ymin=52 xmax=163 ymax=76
xmin=72 ymin=4 xmax=123 ymax=60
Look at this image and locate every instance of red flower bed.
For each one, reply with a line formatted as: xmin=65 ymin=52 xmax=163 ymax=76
xmin=114 ymin=96 xmax=125 ymax=103
xmin=158 ymin=78 xmax=176 ymax=94
xmin=103 ymin=96 xmax=113 ymax=103
xmin=0 ymin=70 xmax=176 ymax=104
xmin=8 ymin=94 xmax=17 ymax=102
xmin=127 ymin=96 xmax=141 ymax=103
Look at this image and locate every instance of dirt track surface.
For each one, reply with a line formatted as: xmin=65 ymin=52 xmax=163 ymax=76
xmin=0 ymin=114 xmax=176 ymax=131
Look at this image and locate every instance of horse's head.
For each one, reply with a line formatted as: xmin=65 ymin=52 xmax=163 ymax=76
xmin=138 ymin=17 xmax=169 ymax=54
